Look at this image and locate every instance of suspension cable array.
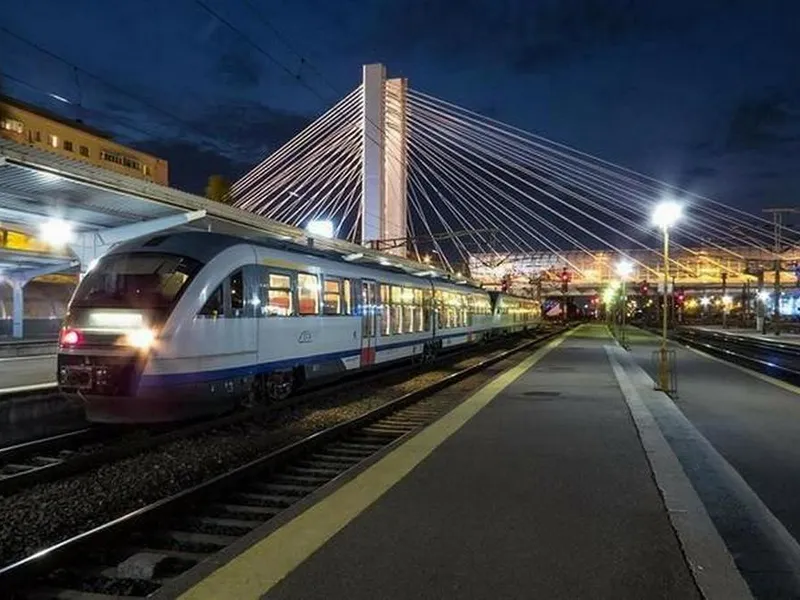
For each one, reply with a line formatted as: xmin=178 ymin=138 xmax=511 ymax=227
xmin=231 ymin=85 xmax=796 ymax=278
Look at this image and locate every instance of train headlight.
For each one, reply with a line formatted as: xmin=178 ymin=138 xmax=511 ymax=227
xmin=125 ymin=328 xmax=156 ymax=350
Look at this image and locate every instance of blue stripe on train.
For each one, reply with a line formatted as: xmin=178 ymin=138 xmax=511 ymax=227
xmin=140 ymin=331 xmax=474 ymax=388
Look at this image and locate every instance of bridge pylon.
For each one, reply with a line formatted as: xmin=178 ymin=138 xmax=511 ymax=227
xmin=361 ymin=64 xmax=408 ymax=257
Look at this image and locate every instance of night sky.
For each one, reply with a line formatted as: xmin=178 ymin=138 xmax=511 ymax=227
xmin=1 ymin=1 xmax=799 ymax=212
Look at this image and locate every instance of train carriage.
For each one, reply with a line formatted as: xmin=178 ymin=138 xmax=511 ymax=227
xmin=58 ymin=231 xmax=522 ymax=424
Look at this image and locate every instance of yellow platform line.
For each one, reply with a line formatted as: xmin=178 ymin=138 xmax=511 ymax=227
xmin=179 ymin=330 xmax=572 ymax=600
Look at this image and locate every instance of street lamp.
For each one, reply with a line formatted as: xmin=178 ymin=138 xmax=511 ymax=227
xmin=615 ymin=259 xmax=633 ymax=348
xmin=652 ymin=200 xmax=682 ymax=392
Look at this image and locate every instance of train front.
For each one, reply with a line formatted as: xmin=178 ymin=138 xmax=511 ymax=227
xmin=57 ymin=250 xmax=201 ymax=423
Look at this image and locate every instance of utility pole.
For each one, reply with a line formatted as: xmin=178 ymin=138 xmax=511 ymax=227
xmin=773 ymin=210 xmax=782 ymax=335
xmin=721 ymin=272 xmax=728 ymax=329
xmin=762 ymin=208 xmax=799 ymax=335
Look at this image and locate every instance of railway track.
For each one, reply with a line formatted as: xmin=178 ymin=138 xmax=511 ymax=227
xmin=0 ymin=329 xmax=558 ymax=497
xmin=0 ymin=328 xmax=563 ymax=598
xmin=672 ymin=327 xmax=800 ymax=383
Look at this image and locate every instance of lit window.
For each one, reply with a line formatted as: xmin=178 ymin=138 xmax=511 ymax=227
xmin=79 ymin=146 xmax=89 ymax=157
xmin=48 ymin=134 xmax=59 ymax=148
xmin=1 ymin=119 xmax=24 ymax=134
xmin=343 ymin=279 xmax=351 ymax=315
xmin=63 ymin=140 xmax=73 ymax=152
xmin=323 ymin=279 xmax=342 ymax=315
xmin=263 ymin=273 xmax=292 ymax=316
xmin=298 ymin=273 xmax=319 ymax=315
xmin=143 ymin=165 xmax=151 ymax=176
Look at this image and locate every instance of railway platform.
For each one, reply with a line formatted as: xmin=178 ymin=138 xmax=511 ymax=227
xmin=0 ymin=353 xmax=56 ymax=394
xmin=162 ymin=324 xmax=767 ymax=600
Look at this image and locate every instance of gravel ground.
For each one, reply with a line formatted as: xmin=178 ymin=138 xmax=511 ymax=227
xmin=0 ymin=343 xmax=533 ymax=566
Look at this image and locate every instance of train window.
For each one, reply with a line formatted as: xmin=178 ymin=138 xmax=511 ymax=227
xmin=380 ymin=284 xmax=391 ymax=335
xmin=323 ymin=279 xmax=342 ymax=315
xmin=199 ymin=285 xmax=224 ymax=318
xmin=265 ymin=273 xmax=292 ymax=316
xmin=423 ymin=288 xmax=432 ymax=331
xmin=298 ymin=273 xmax=319 ymax=316
xmin=230 ymin=270 xmax=244 ymax=317
xmin=401 ymin=287 xmax=415 ymax=333
xmin=343 ymin=279 xmax=352 ymax=315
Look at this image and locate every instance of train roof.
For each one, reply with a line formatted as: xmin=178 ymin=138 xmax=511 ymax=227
xmin=108 ymin=231 xmax=488 ymax=293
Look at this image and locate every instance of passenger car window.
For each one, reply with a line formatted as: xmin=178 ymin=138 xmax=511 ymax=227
xmin=323 ymin=279 xmax=342 ymax=315
xmin=298 ymin=273 xmax=319 ymax=315
xmin=265 ymin=273 xmax=293 ymax=316
xmin=230 ymin=270 xmax=244 ymax=317
xmin=199 ymin=285 xmax=224 ymax=318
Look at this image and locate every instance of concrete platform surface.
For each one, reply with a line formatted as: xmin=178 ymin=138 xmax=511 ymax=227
xmin=0 ymin=354 xmax=56 ymax=393
xmin=628 ymin=327 xmax=800 ymax=596
xmin=177 ymin=325 xmax=735 ymax=600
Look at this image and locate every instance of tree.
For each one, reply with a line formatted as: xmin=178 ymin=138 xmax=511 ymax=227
xmin=205 ymin=174 xmax=232 ymax=204
xmin=0 ymin=75 xmax=10 ymax=123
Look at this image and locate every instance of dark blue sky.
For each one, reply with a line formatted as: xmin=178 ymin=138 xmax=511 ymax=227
xmin=1 ymin=0 xmax=799 ymax=211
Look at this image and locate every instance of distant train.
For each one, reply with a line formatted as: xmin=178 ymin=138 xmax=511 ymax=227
xmin=57 ymin=232 xmax=541 ymax=423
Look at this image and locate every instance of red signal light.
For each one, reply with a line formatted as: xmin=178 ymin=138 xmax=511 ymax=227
xmin=60 ymin=328 xmax=80 ymax=346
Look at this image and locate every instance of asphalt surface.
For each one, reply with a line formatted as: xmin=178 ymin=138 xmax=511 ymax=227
xmin=263 ymin=327 xmax=700 ymax=600
xmin=0 ymin=354 xmax=55 ymax=391
xmin=629 ymin=327 xmax=800 ymax=596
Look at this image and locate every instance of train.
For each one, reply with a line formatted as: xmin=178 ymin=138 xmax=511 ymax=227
xmin=57 ymin=231 xmax=541 ymax=423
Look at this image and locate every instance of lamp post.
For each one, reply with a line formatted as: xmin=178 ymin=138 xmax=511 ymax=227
xmin=652 ymin=200 xmax=682 ymax=392
xmin=615 ymin=259 xmax=633 ymax=348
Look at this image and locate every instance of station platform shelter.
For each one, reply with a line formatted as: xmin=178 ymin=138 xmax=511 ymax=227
xmin=141 ymin=323 xmax=800 ymax=600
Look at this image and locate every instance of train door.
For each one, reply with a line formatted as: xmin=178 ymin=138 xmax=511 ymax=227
xmin=361 ymin=280 xmax=378 ymax=366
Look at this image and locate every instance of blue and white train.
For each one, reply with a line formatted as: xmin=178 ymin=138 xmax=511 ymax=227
xmin=57 ymin=231 xmax=541 ymax=423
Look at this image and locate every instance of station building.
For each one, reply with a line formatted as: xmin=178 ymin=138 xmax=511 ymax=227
xmin=0 ymin=95 xmax=168 ymax=185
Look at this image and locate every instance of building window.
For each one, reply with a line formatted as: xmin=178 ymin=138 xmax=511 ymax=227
xmin=100 ymin=149 xmax=140 ymax=171
xmin=143 ymin=165 xmax=151 ymax=177
xmin=35 ymin=131 xmax=41 ymax=142
xmin=79 ymin=146 xmax=89 ymax=157
xmin=63 ymin=140 xmax=73 ymax=152
xmin=1 ymin=119 xmax=24 ymax=134
xmin=48 ymin=134 xmax=59 ymax=148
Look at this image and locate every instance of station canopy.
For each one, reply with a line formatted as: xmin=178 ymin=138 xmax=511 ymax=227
xmin=0 ymin=139 xmax=462 ymax=283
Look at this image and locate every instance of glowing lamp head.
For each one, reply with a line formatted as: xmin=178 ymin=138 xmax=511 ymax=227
xmin=60 ymin=328 xmax=80 ymax=346
xmin=700 ymin=296 xmax=711 ymax=307
xmin=651 ymin=200 xmax=682 ymax=229
xmin=39 ymin=218 xmax=75 ymax=247
xmin=305 ymin=220 xmax=334 ymax=238
xmin=125 ymin=328 xmax=156 ymax=350
xmin=758 ymin=290 xmax=770 ymax=302
xmin=615 ymin=260 xmax=633 ymax=278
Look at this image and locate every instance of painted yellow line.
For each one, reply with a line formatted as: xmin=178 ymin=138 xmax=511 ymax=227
xmin=179 ymin=332 xmax=570 ymax=600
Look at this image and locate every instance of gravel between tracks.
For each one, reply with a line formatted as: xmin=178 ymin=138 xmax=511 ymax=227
xmin=0 ymin=344 xmax=532 ymax=566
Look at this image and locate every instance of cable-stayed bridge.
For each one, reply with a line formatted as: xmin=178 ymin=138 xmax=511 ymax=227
xmin=231 ymin=64 xmax=800 ymax=298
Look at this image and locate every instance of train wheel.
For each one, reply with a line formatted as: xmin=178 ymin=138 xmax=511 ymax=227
xmin=243 ymin=375 xmax=266 ymax=407
xmin=267 ymin=370 xmax=294 ymax=401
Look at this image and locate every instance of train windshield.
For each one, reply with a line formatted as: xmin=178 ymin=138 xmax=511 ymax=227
xmin=72 ymin=253 xmax=202 ymax=314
